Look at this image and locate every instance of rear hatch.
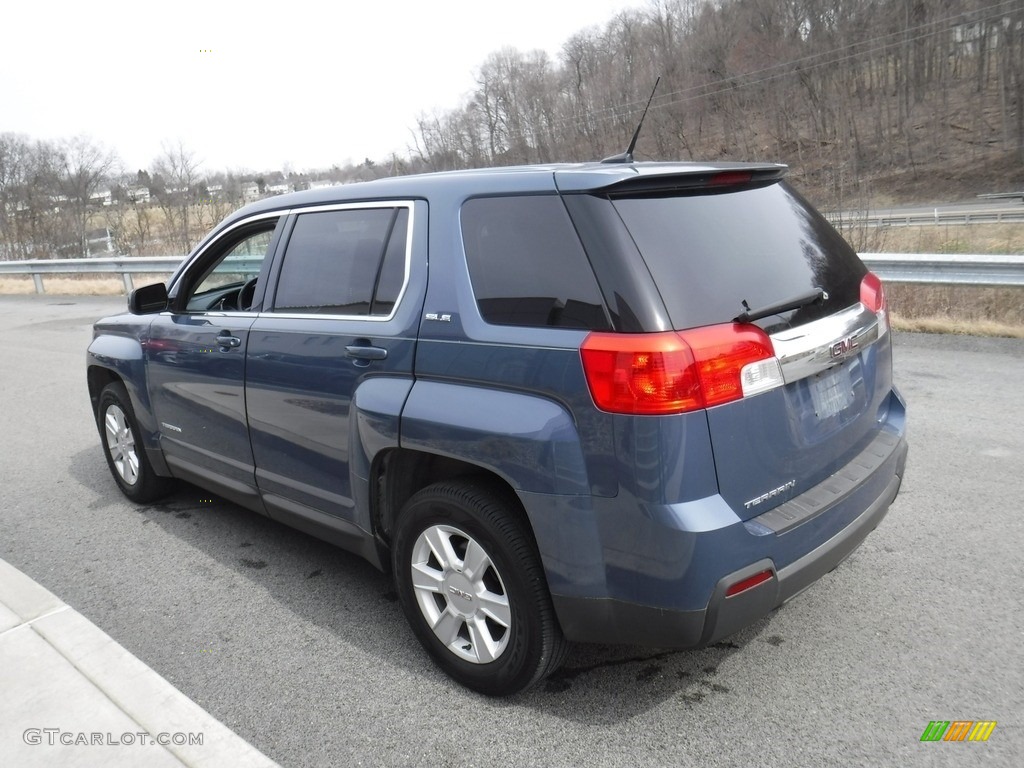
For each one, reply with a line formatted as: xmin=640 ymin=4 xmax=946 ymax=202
xmin=577 ymin=173 xmax=891 ymax=520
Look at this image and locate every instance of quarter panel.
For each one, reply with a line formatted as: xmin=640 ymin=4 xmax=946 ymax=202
xmin=401 ymin=381 xmax=590 ymax=496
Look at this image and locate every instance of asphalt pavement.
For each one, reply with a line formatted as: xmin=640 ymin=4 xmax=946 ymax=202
xmin=0 ymin=294 xmax=1021 ymax=767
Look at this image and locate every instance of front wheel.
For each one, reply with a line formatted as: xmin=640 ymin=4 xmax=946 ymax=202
xmin=392 ymin=481 xmax=568 ymax=696
xmin=97 ymin=382 xmax=172 ymax=503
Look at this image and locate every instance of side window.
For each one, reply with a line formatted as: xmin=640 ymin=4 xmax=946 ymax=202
xmin=184 ymin=222 xmax=278 ymax=312
xmin=461 ymin=195 xmax=611 ymax=330
xmin=371 ymin=208 xmax=409 ymax=315
xmin=272 ymin=207 xmax=408 ymax=316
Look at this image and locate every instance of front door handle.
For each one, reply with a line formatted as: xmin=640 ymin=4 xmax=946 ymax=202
xmin=217 ymin=332 xmax=242 ymax=350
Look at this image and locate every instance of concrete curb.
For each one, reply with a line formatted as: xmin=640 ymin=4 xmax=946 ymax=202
xmin=0 ymin=558 xmax=279 ymax=767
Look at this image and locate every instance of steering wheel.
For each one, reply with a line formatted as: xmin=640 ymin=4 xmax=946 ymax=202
xmin=237 ymin=277 xmax=259 ymax=311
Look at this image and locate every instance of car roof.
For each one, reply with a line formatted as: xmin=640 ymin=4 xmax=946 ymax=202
xmin=223 ymin=161 xmax=788 ymax=224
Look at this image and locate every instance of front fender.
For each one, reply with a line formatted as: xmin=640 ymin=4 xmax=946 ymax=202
xmin=399 ymin=380 xmax=589 ymax=496
xmin=87 ymin=332 xmax=158 ymax=441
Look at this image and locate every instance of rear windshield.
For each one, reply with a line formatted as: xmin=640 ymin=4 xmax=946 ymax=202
xmin=610 ymin=182 xmax=866 ymax=331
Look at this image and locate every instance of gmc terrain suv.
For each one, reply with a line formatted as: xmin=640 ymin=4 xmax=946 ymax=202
xmin=88 ymin=162 xmax=908 ymax=695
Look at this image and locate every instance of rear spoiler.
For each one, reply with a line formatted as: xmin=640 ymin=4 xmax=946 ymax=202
xmin=601 ymin=166 xmax=788 ymax=197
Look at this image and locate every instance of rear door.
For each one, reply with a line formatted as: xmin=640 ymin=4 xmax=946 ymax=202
xmin=244 ymin=201 xmax=425 ymax=530
xmin=605 ymin=181 xmax=891 ymax=519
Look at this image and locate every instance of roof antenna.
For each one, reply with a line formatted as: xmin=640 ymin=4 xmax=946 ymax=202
xmin=601 ymin=76 xmax=661 ymax=164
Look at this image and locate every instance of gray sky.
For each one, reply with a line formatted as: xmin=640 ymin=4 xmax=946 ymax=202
xmin=4 ymin=0 xmax=650 ymax=175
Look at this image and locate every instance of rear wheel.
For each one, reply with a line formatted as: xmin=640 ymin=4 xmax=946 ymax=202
xmin=392 ymin=481 xmax=568 ymax=695
xmin=97 ymin=382 xmax=172 ymax=503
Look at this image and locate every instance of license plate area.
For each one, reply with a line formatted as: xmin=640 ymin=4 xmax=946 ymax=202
xmin=809 ymin=364 xmax=853 ymax=419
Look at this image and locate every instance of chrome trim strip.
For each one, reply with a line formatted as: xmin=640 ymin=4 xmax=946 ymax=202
xmin=259 ymin=311 xmax=396 ymax=323
xmin=770 ymin=304 xmax=880 ymax=384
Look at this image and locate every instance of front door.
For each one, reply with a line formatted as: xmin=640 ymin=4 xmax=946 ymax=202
xmin=147 ymin=217 xmax=282 ymax=508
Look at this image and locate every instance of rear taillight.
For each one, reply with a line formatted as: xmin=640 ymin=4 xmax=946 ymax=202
xmin=580 ymin=324 xmax=783 ymax=415
xmin=860 ymin=272 xmax=889 ymax=336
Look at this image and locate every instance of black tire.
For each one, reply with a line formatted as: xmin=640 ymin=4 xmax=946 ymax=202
xmin=96 ymin=382 xmax=172 ymax=503
xmin=392 ymin=480 xmax=569 ymax=696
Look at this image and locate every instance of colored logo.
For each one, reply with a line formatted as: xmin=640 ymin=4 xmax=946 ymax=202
xmin=920 ymin=721 xmax=997 ymax=742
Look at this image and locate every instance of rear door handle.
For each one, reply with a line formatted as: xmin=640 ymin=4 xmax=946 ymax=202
xmin=345 ymin=345 xmax=387 ymax=361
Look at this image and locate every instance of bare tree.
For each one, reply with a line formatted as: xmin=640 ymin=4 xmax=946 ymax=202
xmin=152 ymin=141 xmax=203 ymax=256
xmin=57 ymin=136 xmax=117 ymax=257
xmin=0 ymin=133 xmax=33 ymax=260
xmin=0 ymin=134 xmax=72 ymax=259
xmin=103 ymin=171 xmax=154 ymax=256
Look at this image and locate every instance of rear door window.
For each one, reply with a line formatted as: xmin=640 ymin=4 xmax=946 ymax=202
xmin=272 ymin=206 xmax=409 ymax=316
xmin=461 ymin=195 xmax=611 ymax=330
xmin=610 ymin=182 xmax=865 ymax=331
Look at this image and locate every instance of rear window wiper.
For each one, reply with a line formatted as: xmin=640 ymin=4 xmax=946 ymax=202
xmin=734 ymin=288 xmax=827 ymax=324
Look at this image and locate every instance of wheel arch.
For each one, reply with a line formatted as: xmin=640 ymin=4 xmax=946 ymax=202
xmin=87 ymin=365 xmax=123 ymax=416
xmin=87 ymin=351 xmax=169 ymax=477
xmin=372 ymin=448 xmax=529 ymax=549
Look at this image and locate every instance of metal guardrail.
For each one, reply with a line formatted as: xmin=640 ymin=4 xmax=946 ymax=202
xmin=828 ymin=210 xmax=1024 ymax=227
xmin=0 ymin=253 xmax=1021 ymax=294
xmin=859 ymin=253 xmax=1024 ymax=286
xmin=0 ymin=256 xmax=184 ymax=293
xmin=977 ymin=192 xmax=1024 ymax=201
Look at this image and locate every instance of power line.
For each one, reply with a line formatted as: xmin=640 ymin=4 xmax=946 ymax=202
xmin=644 ymin=0 xmax=1019 ymax=112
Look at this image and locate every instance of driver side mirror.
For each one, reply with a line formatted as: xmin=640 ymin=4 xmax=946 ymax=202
xmin=128 ymin=282 xmax=169 ymax=314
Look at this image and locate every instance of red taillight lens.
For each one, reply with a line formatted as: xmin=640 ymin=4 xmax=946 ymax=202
xmin=708 ymin=170 xmax=753 ymax=187
xmin=580 ymin=324 xmax=779 ymax=415
xmin=685 ymin=324 xmax=777 ymax=407
xmin=580 ymin=332 xmax=702 ymax=414
xmin=860 ymin=272 xmax=889 ymax=334
xmin=860 ymin=272 xmax=886 ymax=312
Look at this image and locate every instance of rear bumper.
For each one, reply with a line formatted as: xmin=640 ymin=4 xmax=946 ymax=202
xmin=549 ymin=432 xmax=908 ymax=648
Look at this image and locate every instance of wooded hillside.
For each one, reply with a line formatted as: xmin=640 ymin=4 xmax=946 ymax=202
xmin=412 ymin=0 xmax=1024 ymax=208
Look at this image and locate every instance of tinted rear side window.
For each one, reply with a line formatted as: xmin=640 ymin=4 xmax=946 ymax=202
xmin=273 ymin=207 xmax=407 ymax=316
xmin=611 ymin=182 xmax=866 ymax=331
xmin=462 ymin=195 xmax=611 ymax=330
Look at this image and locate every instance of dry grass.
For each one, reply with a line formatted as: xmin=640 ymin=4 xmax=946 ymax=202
xmin=887 ymin=283 xmax=1024 ymax=338
xmin=840 ymin=222 xmax=1024 ymax=255
xmin=891 ymin=315 xmax=1024 ymax=338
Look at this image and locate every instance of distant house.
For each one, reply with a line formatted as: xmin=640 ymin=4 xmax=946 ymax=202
xmin=90 ymin=189 xmax=113 ymax=206
xmin=127 ymin=186 xmax=151 ymax=204
xmin=308 ymin=180 xmax=338 ymax=190
xmin=242 ymin=183 xmax=261 ymax=203
xmin=267 ymin=183 xmax=293 ymax=196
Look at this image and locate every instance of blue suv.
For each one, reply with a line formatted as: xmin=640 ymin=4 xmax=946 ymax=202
xmin=88 ymin=162 xmax=908 ymax=695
